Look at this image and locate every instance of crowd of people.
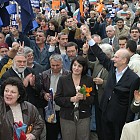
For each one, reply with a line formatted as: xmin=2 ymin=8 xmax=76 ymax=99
xmin=1 ymin=0 xmax=140 ymax=140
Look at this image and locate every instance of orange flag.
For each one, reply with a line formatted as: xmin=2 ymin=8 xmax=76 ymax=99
xmin=96 ymin=3 xmax=104 ymax=13
xmin=79 ymin=0 xmax=84 ymax=17
xmin=52 ymin=0 xmax=60 ymax=10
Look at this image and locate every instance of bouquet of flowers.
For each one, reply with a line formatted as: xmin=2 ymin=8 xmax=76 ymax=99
xmin=76 ymin=84 xmax=92 ymax=99
xmin=13 ymin=121 xmax=27 ymax=140
xmin=73 ymin=85 xmax=92 ymax=121
xmin=74 ymin=85 xmax=92 ymax=106
xmin=45 ymin=88 xmax=57 ymax=123
xmin=76 ymin=85 xmax=92 ymax=99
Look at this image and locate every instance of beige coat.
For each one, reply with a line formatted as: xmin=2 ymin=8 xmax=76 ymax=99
xmin=114 ymin=25 xmax=130 ymax=38
xmin=120 ymin=119 xmax=140 ymax=140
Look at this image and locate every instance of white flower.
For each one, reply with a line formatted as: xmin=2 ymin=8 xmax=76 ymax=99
xmin=76 ymin=86 xmax=81 ymax=92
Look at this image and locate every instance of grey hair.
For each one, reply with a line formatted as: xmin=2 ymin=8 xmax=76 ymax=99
xmin=13 ymin=53 xmax=27 ymax=66
xmin=99 ymin=43 xmax=114 ymax=58
xmin=49 ymin=54 xmax=63 ymax=62
xmin=58 ymin=32 xmax=68 ymax=39
xmin=106 ymin=25 xmax=116 ymax=31
xmin=14 ymin=53 xmax=26 ymax=59
xmin=92 ymin=34 xmax=101 ymax=39
xmin=119 ymin=48 xmax=130 ymax=64
xmin=24 ymin=46 xmax=33 ymax=56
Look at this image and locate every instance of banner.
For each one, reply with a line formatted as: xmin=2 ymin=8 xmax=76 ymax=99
xmin=30 ymin=0 xmax=40 ymax=8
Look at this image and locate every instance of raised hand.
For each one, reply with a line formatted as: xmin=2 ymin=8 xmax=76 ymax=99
xmin=80 ymin=25 xmax=92 ymax=40
xmin=82 ymin=41 xmax=89 ymax=55
xmin=18 ymin=41 xmax=24 ymax=53
xmin=134 ymin=90 xmax=140 ymax=103
xmin=7 ymin=42 xmax=20 ymax=58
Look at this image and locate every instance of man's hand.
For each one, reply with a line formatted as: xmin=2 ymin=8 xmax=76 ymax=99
xmin=29 ymin=74 xmax=35 ymax=86
xmin=18 ymin=41 xmax=24 ymax=53
xmin=7 ymin=42 xmax=20 ymax=58
xmin=82 ymin=41 xmax=89 ymax=55
xmin=23 ymin=74 xmax=35 ymax=87
xmin=93 ymin=77 xmax=103 ymax=85
xmin=44 ymin=93 xmax=51 ymax=101
xmin=80 ymin=25 xmax=92 ymax=41
xmin=134 ymin=90 xmax=140 ymax=103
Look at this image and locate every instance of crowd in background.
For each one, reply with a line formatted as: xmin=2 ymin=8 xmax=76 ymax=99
xmin=1 ymin=0 xmax=140 ymax=140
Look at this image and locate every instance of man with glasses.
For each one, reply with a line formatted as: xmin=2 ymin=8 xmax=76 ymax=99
xmin=102 ymin=25 xmax=119 ymax=52
xmin=62 ymin=42 xmax=78 ymax=70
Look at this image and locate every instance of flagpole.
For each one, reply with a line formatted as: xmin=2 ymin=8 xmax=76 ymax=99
xmin=79 ymin=0 xmax=84 ymax=17
xmin=16 ymin=2 xmax=19 ymax=17
xmin=15 ymin=2 xmax=22 ymax=32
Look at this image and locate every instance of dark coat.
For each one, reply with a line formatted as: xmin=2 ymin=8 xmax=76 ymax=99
xmin=131 ymin=101 xmax=140 ymax=119
xmin=38 ymin=68 xmax=69 ymax=97
xmin=90 ymin=43 xmax=140 ymax=140
xmin=101 ymin=37 xmax=119 ymax=52
xmin=92 ymin=60 xmax=108 ymax=105
xmin=55 ymin=73 xmax=95 ymax=121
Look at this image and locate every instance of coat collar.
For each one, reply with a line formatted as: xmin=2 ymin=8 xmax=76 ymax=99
xmin=5 ymin=102 xmax=29 ymax=127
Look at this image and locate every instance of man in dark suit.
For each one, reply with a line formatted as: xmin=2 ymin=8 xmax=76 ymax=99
xmin=1 ymin=53 xmax=47 ymax=109
xmin=81 ymin=25 xmax=140 ymax=140
xmin=92 ymin=43 xmax=114 ymax=140
xmin=101 ymin=25 xmax=119 ymax=52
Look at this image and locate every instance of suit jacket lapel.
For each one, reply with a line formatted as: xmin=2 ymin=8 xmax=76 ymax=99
xmin=67 ymin=74 xmax=77 ymax=93
xmin=116 ymin=67 xmax=129 ymax=85
xmin=10 ymin=68 xmax=19 ymax=77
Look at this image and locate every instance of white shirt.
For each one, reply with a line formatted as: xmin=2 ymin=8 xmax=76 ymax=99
xmin=115 ymin=66 xmax=128 ymax=83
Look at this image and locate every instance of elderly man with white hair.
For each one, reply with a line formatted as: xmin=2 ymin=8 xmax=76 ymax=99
xmin=90 ymin=43 xmax=114 ymax=140
xmin=81 ymin=24 xmax=140 ymax=140
xmin=101 ymin=25 xmax=119 ymax=52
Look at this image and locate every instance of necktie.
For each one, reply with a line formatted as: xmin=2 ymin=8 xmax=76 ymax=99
xmin=109 ymin=39 xmax=112 ymax=45
xmin=19 ymin=73 xmax=23 ymax=81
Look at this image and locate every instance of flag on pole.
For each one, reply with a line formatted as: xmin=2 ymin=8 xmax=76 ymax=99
xmin=15 ymin=0 xmax=34 ymax=34
xmin=6 ymin=4 xmax=16 ymax=14
xmin=0 ymin=2 xmax=10 ymax=27
xmin=0 ymin=0 xmax=34 ymax=34
xmin=79 ymin=0 xmax=84 ymax=17
xmin=96 ymin=3 xmax=104 ymax=13
xmin=0 ymin=17 xmax=3 ymax=27
xmin=31 ymin=20 xmax=39 ymax=30
xmin=121 ymin=12 xmax=128 ymax=16
xmin=73 ymin=8 xmax=80 ymax=23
